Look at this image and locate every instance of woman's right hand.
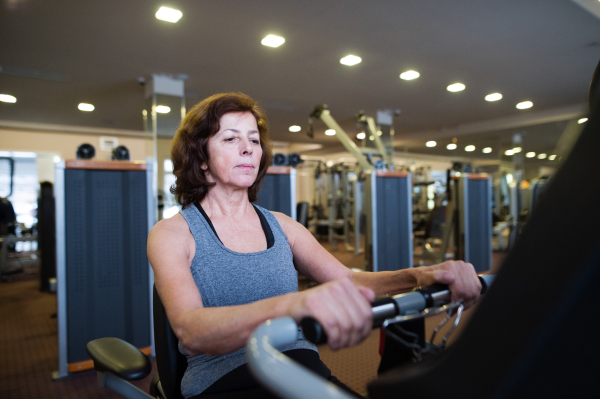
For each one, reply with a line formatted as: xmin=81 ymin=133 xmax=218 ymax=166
xmin=288 ymin=278 xmax=375 ymax=351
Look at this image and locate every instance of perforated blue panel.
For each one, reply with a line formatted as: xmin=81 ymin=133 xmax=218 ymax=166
xmin=375 ymin=176 xmax=413 ymax=271
xmin=65 ymin=169 xmax=149 ymax=363
xmin=256 ymin=174 xmax=292 ymax=216
xmin=465 ymin=179 xmax=492 ymax=272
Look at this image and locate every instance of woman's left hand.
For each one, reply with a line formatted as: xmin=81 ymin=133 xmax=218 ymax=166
xmin=411 ymin=261 xmax=482 ymax=309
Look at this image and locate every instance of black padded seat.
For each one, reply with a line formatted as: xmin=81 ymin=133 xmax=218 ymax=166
xmin=154 ymin=285 xmax=188 ymax=399
xmin=86 ymin=337 xmax=152 ymax=380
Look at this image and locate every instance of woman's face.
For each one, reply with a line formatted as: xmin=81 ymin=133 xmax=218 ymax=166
xmin=204 ymin=111 xmax=263 ymax=190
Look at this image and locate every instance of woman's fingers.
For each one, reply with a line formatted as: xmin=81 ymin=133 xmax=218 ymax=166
xmin=302 ymin=278 xmax=373 ymax=351
xmin=416 ymin=261 xmax=481 ymax=308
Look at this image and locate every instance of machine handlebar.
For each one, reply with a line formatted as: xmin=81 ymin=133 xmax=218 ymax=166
xmin=301 ymin=274 xmax=494 ymax=345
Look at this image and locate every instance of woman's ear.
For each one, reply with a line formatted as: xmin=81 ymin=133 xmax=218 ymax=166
xmin=201 ymin=163 xmax=208 ymax=171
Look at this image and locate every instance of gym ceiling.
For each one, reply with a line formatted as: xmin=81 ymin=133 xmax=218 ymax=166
xmin=1 ymin=0 xmax=599 ymax=162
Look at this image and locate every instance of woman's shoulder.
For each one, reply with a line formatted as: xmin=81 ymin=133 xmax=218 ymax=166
xmin=149 ymin=213 xmax=193 ymax=247
xmin=148 ymin=213 xmax=195 ymax=270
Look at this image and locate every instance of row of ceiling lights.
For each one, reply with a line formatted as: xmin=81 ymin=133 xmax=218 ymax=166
xmin=0 ymin=93 xmax=175 ymax=116
xmin=0 ymin=7 xmax=186 ymax=114
xmin=420 ymin=116 xmax=590 ymax=161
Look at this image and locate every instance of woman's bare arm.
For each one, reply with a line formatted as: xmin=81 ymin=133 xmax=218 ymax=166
xmin=273 ymin=212 xmax=481 ymax=306
xmin=149 ymin=214 xmax=374 ymax=356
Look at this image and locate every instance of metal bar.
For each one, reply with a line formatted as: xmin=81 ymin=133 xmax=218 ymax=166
xmin=460 ymin=176 xmax=469 ymax=262
xmin=146 ymin=164 xmax=156 ymax=357
xmin=319 ymin=110 xmax=373 ymax=172
xmin=365 ymin=116 xmax=393 ymax=169
xmin=290 ymin=167 xmax=297 ymax=221
xmin=53 ymin=161 xmax=68 ymax=379
xmin=370 ymin=171 xmax=378 ymax=271
xmin=100 ymin=372 xmax=154 ymax=399
xmin=246 ymin=318 xmax=355 ymax=399
xmin=404 ymin=172 xmax=414 ymax=269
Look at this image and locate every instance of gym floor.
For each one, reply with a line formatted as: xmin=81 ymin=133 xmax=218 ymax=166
xmin=0 ymin=238 xmax=507 ymax=398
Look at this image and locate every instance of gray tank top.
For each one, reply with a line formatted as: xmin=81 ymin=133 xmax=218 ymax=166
xmin=178 ymin=203 xmax=317 ymax=398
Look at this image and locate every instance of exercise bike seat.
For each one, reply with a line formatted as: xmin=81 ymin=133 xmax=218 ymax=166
xmin=86 ymin=337 xmax=152 ymax=380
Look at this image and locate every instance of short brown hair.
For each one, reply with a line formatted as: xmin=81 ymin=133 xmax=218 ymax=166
xmin=170 ymin=92 xmax=272 ymax=208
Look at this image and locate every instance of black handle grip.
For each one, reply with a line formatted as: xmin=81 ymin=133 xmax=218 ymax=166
xmin=301 ymin=317 xmax=327 ymax=345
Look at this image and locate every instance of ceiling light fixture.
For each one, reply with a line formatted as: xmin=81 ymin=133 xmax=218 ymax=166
xmin=340 ymin=55 xmax=362 ymax=66
xmin=325 ymin=129 xmax=336 ymax=136
xmin=0 ymin=94 xmax=17 ymax=103
xmin=156 ymin=6 xmax=183 ymax=23
xmin=156 ymin=105 xmax=171 ymax=114
xmin=482 ymin=147 xmax=492 ymax=153
xmin=485 ymin=93 xmax=502 ymax=102
xmin=78 ymin=103 xmax=94 ymax=112
xmin=446 ymin=143 xmax=457 ymax=150
xmin=525 ymin=152 xmax=536 ymax=158
xmin=357 ymin=132 xmax=366 ymax=140
xmin=400 ymin=70 xmax=420 ymax=80
xmin=288 ymin=125 xmax=301 ymax=132
xmin=447 ymin=83 xmax=465 ymax=92
xmin=537 ymin=153 xmax=547 ymax=159
xmin=465 ymin=145 xmax=475 ymax=152
xmin=549 ymin=154 xmax=556 ymax=160
xmin=426 ymin=141 xmax=436 ymax=147
xmin=505 ymin=149 xmax=514 ymax=156
xmin=513 ymin=147 xmax=522 ymax=153
xmin=578 ymin=117 xmax=588 ymax=124
xmin=516 ymin=101 xmax=533 ymax=109
xmin=261 ymin=34 xmax=285 ymax=48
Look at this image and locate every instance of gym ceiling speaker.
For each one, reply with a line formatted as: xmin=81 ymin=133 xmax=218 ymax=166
xmin=76 ymin=143 xmax=95 ymax=159
xmin=111 ymin=145 xmax=130 ymax=161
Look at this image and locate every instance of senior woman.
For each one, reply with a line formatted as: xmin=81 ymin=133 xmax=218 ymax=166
xmin=148 ymin=92 xmax=481 ymax=398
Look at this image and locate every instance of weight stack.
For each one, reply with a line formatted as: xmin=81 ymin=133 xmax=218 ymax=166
xmin=53 ymin=160 xmax=153 ymax=378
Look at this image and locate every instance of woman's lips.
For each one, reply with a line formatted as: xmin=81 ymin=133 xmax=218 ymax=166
xmin=236 ymin=164 xmax=255 ymax=169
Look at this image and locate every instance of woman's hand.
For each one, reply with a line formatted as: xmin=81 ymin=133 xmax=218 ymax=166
xmin=288 ymin=278 xmax=375 ymax=351
xmin=412 ymin=261 xmax=482 ymax=308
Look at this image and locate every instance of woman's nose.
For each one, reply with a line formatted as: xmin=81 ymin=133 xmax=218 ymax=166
xmin=241 ymin=140 xmax=253 ymax=155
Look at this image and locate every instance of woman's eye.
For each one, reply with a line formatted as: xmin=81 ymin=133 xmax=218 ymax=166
xmin=225 ymin=137 xmax=235 ymax=142
xmin=252 ymin=140 xmax=260 ymax=144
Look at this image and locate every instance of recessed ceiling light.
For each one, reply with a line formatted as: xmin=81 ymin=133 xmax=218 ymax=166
xmin=516 ymin=101 xmax=533 ymax=109
xmin=549 ymin=154 xmax=556 ymax=160
xmin=525 ymin=152 xmax=536 ymax=158
xmin=485 ymin=93 xmax=502 ymax=102
xmin=537 ymin=153 xmax=547 ymax=159
xmin=340 ymin=55 xmax=362 ymax=66
xmin=369 ymin=135 xmax=375 ymax=141
xmin=156 ymin=6 xmax=182 ymax=23
xmin=446 ymin=143 xmax=457 ymax=150
xmin=426 ymin=141 xmax=436 ymax=147
xmin=447 ymin=83 xmax=465 ymax=92
xmin=357 ymin=132 xmax=366 ymax=140
xmin=400 ymin=70 xmax=420 ymax=80
xmin=325 ymin=129 xmax=336 ymax=136
xmin=482 ymin=147 xmax=492 ymax=153
xmin=505 ymin=149 xmax=514 ymax=156
xmin=289 ymin=125 xmax=301 ymax=132
xmin=261 ymin=34 xmax=285 ymax=48
xmin=377 ymin=130 xmax=382 ymax=136
xmin=513 ymin=147 xmax=522 ymax=153
xmin=156 ymin=105 xmax=171 ymax=114
xmin=78 ymin=103 xmax=94 ymax=112
xmin=53 ymin=156 xmax=61 ymax=163
xmin=578 ymin=117 xmax=588 ymax=124
xmin=0 ymin=94 xmax=17 ymax=103
xmin=465 ymin=145 xmax=475 ymax=152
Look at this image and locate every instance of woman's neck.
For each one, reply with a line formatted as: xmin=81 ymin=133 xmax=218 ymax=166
xmin=200 ymin=186 xmax=253 ymax=219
